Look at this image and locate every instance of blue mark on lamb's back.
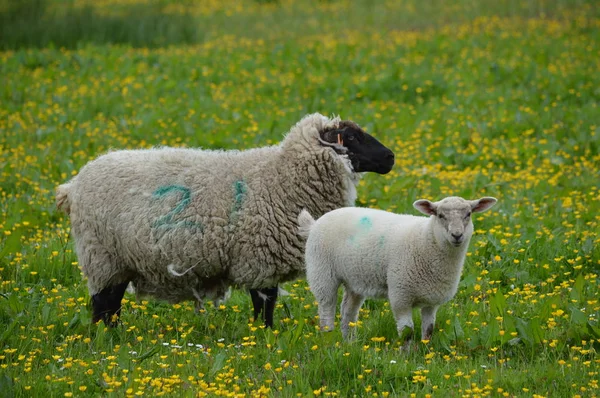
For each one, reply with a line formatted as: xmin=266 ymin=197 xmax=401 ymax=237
xmin=358 ymin=216 xmax=373 ymax=229
xmin=348 ymin=216 xmax=374 ymax=244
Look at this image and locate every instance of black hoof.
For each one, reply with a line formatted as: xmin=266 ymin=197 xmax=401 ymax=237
xmin=249 ymin=286 xmax=279 ymax=328
xmin=91 ymin=282 xmax=129 ymax=326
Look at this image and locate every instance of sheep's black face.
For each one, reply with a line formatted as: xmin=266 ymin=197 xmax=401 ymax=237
xmin=321 ymin=121 xmax=395 ymax=174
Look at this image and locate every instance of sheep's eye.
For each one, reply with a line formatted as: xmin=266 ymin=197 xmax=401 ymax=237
xmin=465 ymin=212 xmax=471 ymax=219
xmin=347 ymin=135 xmax=355 ymax=141
xmin=438 ymin=214 xmax=445 ymax=220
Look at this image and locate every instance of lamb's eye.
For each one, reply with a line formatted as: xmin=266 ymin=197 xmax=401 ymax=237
xmin=347 ymin=135 xmax=355 ymax=141
xmin=465 ymin=212 xmax=471 ymax=219
xmin=438 ymin=214 xmax=445 ymax=220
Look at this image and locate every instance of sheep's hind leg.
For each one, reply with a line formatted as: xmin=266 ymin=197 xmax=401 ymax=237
xmin=340 ymin=288 xmax=365 ymax=339
xmin=250 ymin=286 xmax=278 ymax=328
xmin=420 ymin=306 xmax=438 ymax=341
xmin=91 ymin=282 xmax=130 ymax=326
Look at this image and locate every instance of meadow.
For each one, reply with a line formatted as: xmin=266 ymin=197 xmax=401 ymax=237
xmin=1 ymin=0 xmax=599 ymax=396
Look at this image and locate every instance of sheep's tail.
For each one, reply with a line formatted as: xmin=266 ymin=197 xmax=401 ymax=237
xmin=56 ymin=183 xmax=72 ymax=214
xmin=297 ymin=209 xmax=316 ymax=238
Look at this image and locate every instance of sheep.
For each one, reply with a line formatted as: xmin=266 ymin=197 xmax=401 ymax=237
xmin=56 ymin=113 xmax=395 ymax=327
xmin=297 ymin=196 xmax=497 ymax=344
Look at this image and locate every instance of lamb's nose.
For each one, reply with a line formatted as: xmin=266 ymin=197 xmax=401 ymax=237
xmin=451 ymin=233 xmax=463 ymax=241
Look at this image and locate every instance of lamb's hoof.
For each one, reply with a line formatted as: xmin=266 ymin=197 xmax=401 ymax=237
xmin=400 ymin=340 xmax=417 ymax=353
xmin=398 ymin=327 xmax=414 ymax=352
xmin=194 ymin=301 xmax=205 ymax=314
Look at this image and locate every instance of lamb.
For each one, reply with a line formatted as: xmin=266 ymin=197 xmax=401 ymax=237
xmin=298 ymin=196 xmax=497 ymax=343
xmin=55 ymin=113 xmax=395 ymax=327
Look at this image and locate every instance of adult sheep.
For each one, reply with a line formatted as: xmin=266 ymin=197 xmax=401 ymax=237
xmin=56 ymin=113 xmax=395 ymax=327
xmin=298 ymin=196 xmax=497 ymax=344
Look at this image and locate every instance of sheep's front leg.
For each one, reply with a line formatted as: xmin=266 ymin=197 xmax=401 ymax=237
xmin=91 ymin=281 xmax=130 ymax=326
xmin=249 ymin=286 xmax=278 ymax=328
xmin=340 ymin=288 xmax=365 ymax=339
xmin=261 ymin=286 xmax=278 ymax=328
xmin=391 ymin=304 xmax=414 ymax=350
xmin=420 ymin=306 xmax=438 ymax=341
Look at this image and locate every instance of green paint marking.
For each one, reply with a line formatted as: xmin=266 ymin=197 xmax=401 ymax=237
xmin=154 ymin=185 xmax=191 ymax=219
xmin=378 ymin=235 xmax=385 ymax=247
xmin=233 ymin=180 xmax=248 ymax=213
xmin=349 ymin=216 xmax=374 ymax=244
xmin=152 ymin=185 xmax=203 ymax=231
xmin=358 ymin=216 xmax=372 ymax=229
xmin=229 ymin=179 xmax=249 ymax=225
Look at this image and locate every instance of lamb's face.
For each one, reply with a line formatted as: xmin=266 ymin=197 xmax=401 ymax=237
xmin=414 ymin=196 xmax=498 ymax=247
xmin=434 ymin=198 xmax=475 ymax=247
xmin=320 ymin=121 xmax=395 ymax=174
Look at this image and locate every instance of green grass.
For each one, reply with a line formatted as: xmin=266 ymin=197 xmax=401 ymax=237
xmin=1 ymin=0 xmax=598 ymax=49
xmin=1 ymin=0 xmax=599 ymax=396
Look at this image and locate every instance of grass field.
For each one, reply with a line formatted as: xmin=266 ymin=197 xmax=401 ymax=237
xmin=1 ymin=0 xmax=599 ymax=396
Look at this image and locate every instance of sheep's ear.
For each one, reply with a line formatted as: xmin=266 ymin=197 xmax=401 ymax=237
xmin=319 ymin=129 xmax=347 ymax=153
xmin=320 ymin=129 xmax=341 ymax=143
xmin=471 ymin=197 xmax=497 ymax=213
xmin=320 ymin=129 xmax=346 ymax=145
xmin=414 ymin=199 xmax=436 ymax=216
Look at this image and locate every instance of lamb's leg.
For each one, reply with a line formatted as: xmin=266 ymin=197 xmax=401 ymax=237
xmin=420 ymin=306 xmax=438 ymax=341
xmin=249 ymin=286 xmax=278 ymax=328
xmin=391 ymin=303 xmax=414 ymax=350
xmin=340 ymin=288 xmax=365 ymax=339
xmin=91 ymin=282 xmax=130 ymax=326
xmin=312 ymin=282 xmax=340 ymax=332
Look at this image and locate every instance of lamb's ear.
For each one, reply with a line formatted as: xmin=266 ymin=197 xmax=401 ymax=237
xmin=319 ymin=129 xmax=347 ymax=154
xmin=413 ymin=199 xmax=437 ymax=216
xmin=471 ymin=197 xmax=497 ymax=213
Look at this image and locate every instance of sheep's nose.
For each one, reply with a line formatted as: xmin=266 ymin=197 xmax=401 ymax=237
xmin=385 ymin=151 xmax=395 ymax=161
xmin=451 ymin=233 xmax=463 ymax=241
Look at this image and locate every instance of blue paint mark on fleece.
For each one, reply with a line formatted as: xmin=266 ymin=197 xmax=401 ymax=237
xmin=152 ymin=185 xmax=203 ymax=231
xmin=359 ymin=216 xmax=373 ymax=229
xmin=154 ymin=185 xmax=190 ymax=218
xmin=233 ymin=180 xmax=248 ymax=213
xmin=229 ymin=179 xmax=248 ymax=224
xmin=348 ymin=216 xmax=374 ymax=244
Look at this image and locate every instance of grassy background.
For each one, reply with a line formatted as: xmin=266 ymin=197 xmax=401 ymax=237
xmin=1 ymin=0 xmax=599 ymax=396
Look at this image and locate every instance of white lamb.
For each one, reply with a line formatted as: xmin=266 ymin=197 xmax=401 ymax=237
xmin=297 ymin=196 xmax=497 ymax=343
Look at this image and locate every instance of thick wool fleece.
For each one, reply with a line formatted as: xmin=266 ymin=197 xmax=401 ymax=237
xmin=57 ymin=113 xmax=359 ymax=303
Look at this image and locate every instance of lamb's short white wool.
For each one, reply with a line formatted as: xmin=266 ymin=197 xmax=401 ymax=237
xmin=298 ymin=196 xmax=497 ymax=343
